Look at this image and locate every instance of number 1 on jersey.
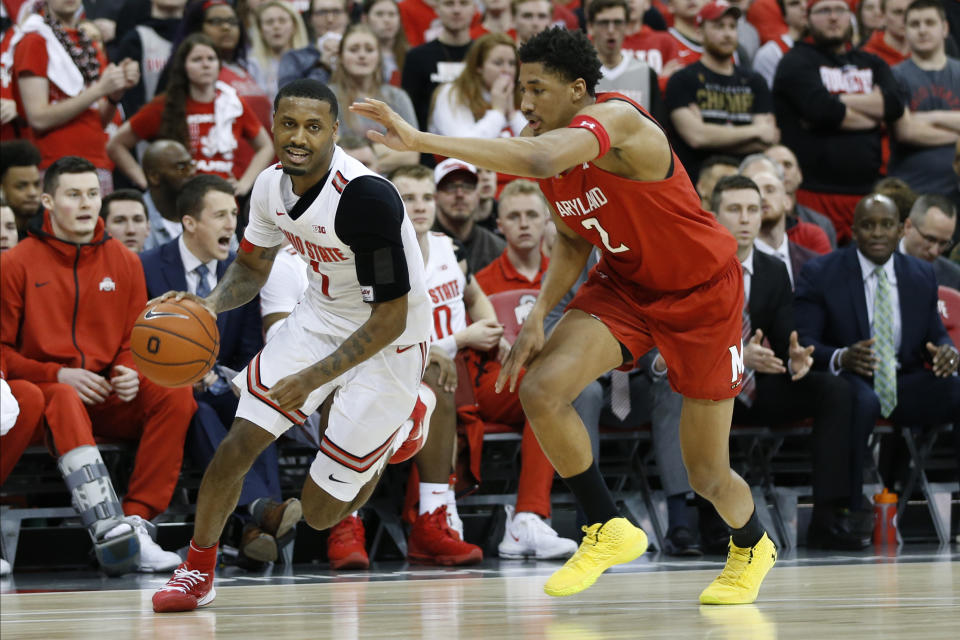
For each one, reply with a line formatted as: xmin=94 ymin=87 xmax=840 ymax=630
xmin=309 ymin=260 xmax=332 ymax=297
xmin=581 ymin=217 xmax=630 ymax=253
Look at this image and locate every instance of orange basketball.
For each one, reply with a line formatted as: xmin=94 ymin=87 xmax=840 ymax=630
xmin=131 ymin=298 xmax=220 ymax=387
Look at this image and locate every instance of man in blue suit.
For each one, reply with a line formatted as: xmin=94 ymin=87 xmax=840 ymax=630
xmin=796 ymin=194 xmax=960 ymax=515
xmin=140 ymin=175 xmax=300 ymax=565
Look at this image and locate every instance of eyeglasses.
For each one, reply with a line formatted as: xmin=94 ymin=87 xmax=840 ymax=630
xmin=205 ymin=17 xmax=240 ymax=27
xmin=914 ymin=228 xmax=953 ymax=251
xmin=592 ymin=19 xmax=626 ymax=29
xmin=438 ymin=181 xmax=477 ymax=193
xmin=810 ymin=6 xmax=851 ymax=16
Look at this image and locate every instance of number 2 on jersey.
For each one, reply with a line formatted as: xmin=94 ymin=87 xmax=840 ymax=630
xmin=581 ymin=217 xmax=629 ymax=253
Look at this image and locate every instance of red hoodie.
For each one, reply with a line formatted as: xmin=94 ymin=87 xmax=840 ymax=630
xmin=1 ymin=212 xmax=146 ymax=382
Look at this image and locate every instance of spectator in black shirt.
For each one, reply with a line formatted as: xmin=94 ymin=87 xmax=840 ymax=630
xmin=402 ymin=0 xmax=476 ymax=136
xmin=665 ymin=0 xmax=778 ymax=181
xmin=773 ymin=0 xmax=903 ymax=245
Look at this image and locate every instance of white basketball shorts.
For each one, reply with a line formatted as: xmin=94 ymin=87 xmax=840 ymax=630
xmin=233 ymin=305 xmax=427 ymax=501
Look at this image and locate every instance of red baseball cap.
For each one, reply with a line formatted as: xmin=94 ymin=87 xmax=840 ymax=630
xmin=696 ymin=0 xmax=742 ymax=26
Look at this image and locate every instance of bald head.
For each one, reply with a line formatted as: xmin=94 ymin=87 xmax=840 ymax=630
xmin=852 ymin=194 xmax=902 ymax=265
xmin=854 ymin=194 xmax=898 ymax=224
xmin=142 ymin=140 xmax=196 ymax=192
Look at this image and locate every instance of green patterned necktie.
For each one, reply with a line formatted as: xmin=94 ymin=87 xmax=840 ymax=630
xmin=873 ymin=267 xmax=897 ymax=418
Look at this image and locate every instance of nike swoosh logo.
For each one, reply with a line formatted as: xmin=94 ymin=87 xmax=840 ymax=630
xmin=275 ymin=210 xmax=285 ymax=216
xmin=396 ymin=345 xmax=416 ymax=354
xmin=511 ymin=534 xmax=520 ymax=542
xmin=144 ymin=308 xmax=190 ymax=320
xmin=35 ymin=282 xmax=49 ymax=288
xmin=328 ymin=474 xmax=349 ymax=484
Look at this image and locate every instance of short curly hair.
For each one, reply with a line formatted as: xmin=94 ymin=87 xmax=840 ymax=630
xmin=518 ymin=27 xmax=603 ymax=97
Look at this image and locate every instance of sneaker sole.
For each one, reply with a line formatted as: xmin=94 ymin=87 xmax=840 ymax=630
xmin=242 ymin=535 xmax=279 ymax=563
xmin=330 ymin=553 xmax=370 ymax=570
xmin=153 ymin=587 xmax=216 ymax=613
xmin=543 ymin=529 xmax=649 ymax=597
xmin=408 ymin=550 xmax=483 ymax=566
xmin=274 ymin=500 xmax=303 ymax=539
xmin=498 ymin=548 xmax=576 ymax=560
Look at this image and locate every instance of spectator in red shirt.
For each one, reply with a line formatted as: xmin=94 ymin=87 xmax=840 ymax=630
xmin=0 ymin=156 xmax=195 ymax=575
xmin=666 ymin=0 xmax=708 ymax=65
xmin=621 ymin=0 xmax=684 ymax=80
xmin=861 ymin=0 xmax=911 ymax=66
xmin=107 ymin=34 xmax=273 ymax=197
xmin=513 ymin=0 xmax=554 ymax=45
xmin=472 ymin=179 xmax=579 ymax=560
xmin=11 ymin=0 xmax=139 ymax=193
xmin=856 ymin=0 xmax=885 ymax=44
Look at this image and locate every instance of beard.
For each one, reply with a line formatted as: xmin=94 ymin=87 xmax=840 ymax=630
xmin=281 ymin=164 xmax=308 ymax=176
xmin=808 ymin=23 xmax=854 ymax=49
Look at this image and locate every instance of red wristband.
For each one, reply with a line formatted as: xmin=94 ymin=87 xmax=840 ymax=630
xmin=239 ymin=238 xmax=257 ymax=253
xmin=568 ymin=115 xmax=611 ymax=158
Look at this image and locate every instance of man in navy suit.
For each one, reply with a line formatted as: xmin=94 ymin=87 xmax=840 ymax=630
xmin=796 ymin=194 xmax=960 ymax=518
xmin=711 ymin=175 xmax=863 ymax=549
xmin=140 ymin=175 xmax=300 ymax=565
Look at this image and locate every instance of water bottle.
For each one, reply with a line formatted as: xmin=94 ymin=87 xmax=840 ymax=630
xmin=873 ymin=488 xmax=900 ymax=547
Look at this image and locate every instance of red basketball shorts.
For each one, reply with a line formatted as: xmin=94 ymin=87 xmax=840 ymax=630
xmin=567 ymin=256 xmax=745 ymax=401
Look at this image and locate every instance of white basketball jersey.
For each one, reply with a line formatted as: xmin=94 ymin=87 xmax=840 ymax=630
xmin=423 ymin=232 xmax=467 ymax=358
xmin=244 ymin=147 xmax=430 ymax=345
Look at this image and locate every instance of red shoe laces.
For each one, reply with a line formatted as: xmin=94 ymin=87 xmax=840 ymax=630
xmin=160 ymin=567 xmax=208 ymax=593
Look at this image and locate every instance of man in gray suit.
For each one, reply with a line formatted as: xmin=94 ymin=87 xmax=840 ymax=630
xmin=900 ymin=194 xmax=960 ymax=290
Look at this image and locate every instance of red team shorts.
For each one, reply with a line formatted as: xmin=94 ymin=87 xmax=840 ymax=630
xmin=567 ymin=256 xmax=745 ymax=401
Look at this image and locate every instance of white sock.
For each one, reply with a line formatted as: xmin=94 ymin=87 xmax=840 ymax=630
xmin=445 ymin=488 xmax=457 ymax=513
xmin=420 ymin=483 xmax=448 ymax=514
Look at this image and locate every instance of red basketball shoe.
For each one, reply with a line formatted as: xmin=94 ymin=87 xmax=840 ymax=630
xmin=327 ymin=515 xmax=369 ymax=570
xmin=152 ymin=562 xmax=216 ymax=613
xmin=407 ymin=505 xmax=483 ymax=566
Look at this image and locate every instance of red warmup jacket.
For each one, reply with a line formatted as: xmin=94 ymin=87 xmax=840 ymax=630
xmin=0 ymin=213 xmax=146 ymax=382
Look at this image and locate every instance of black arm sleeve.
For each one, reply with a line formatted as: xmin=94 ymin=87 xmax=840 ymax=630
xmin=335 ymin=175 xmax=411 ymax=303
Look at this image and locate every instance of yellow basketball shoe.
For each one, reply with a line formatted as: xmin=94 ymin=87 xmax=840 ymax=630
xmin=543 ymin=517 xmax=648 ymax=597
xmin=699 ymin=533 xmax=777 ymax=605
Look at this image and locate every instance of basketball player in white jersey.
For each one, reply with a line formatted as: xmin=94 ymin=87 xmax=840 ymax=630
xmin=152 ymin=79 xmax=432 ymax=613
xmin=257 ymin=232 xmax=485 ymax=568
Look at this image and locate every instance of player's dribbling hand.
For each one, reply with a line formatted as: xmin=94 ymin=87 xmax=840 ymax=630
xmin=787 ymin=331 xmax=815 ymax=381
xmin=349 ymin=99 xmax=420 ymax=152
xmin=495 ymin=319 xmax=544 ymax=394
xmin=147 ymin=290 xmax=217 ymax=320
xmin=110 ymin=365 xmax=140 ymax=402
xmin=268 ymin=371 xmax=315 ymax=413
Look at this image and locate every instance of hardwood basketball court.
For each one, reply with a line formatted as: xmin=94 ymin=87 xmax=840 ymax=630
xmin=2 ymin=548 xmax=957 ymax=639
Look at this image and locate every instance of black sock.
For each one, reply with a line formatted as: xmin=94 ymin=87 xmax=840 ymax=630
xmin=731 ymin=508 xmax=765 ymax=548
xmin=666 ymin=493 xmax=691 ymax=531
xmin=563 ymin=462 xmax=619 ymax=524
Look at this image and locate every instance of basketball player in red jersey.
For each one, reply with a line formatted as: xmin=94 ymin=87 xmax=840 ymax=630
xmin=352 ymin=26 xmax=777 ymax=604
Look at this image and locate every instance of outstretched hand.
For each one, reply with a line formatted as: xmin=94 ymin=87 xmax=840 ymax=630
xmin=349 ymin=98 xmax=421 ymax=152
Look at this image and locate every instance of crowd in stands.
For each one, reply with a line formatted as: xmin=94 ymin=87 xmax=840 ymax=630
xmin=1 ymin=0 xmax=958 ymax=577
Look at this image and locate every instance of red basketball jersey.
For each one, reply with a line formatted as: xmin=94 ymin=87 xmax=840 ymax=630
xmin=536 ymin=92 xmax=737 ymax=293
